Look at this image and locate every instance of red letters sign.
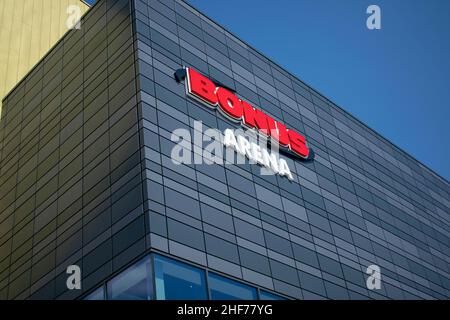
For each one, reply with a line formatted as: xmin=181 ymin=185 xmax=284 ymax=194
xmin=184 ymin=67 xmax=312 ymax=160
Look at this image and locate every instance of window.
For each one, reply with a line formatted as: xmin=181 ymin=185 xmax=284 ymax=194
xmin=154 ymin=254 xmax=207 ymax=300
xmin=84 ymin=286 xmax=105 ymax=300
xmin=84 ymin=254 xmax=290 ymax=300
xmin=208 ymin=273 xmax=257 ymax=300
xmin=259 ymin=290 xmax=286 ymax=300
xmin=107 ymin=258 xmax=152 ymax=300
xmin=81 ymin=0 xmax=96 ymax=6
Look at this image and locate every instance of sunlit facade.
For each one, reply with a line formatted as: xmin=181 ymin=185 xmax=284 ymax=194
xmin=0 ymin=0 xmax=90 ymax=117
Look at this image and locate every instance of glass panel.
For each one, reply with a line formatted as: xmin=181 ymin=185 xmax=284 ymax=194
xmin=154 ymin=255 xmax=207 ymax=300
xmin=259 ymin=290 xmax=286 ymax=300
xmin=82 ymin=0 xmax=97 ymax=6
xmin=209 ymin=273 xmax=257 ymax=300
xmin=84 ymin=286 xmax=105 ymax=300
xmin=107 ymin=257 xmax=152 ymax=300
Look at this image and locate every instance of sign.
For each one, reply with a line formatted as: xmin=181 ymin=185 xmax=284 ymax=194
xmin=173 ymin=67 xmax=314 ymax=181
xmin=223 ymin=128 xmax=294 ymax=180
xmin=176 ymin=67 xmax=314 ymax=161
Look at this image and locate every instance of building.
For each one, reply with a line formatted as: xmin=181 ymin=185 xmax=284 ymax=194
xmin=0 ymin=0 xmax=448 ymax=300
xmin=0 ymin=0 xmax=90 ymax=118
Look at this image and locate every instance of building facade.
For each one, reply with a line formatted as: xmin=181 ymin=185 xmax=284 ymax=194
xmin=0 ymin=0 xmax=448 ymax=300
xmin=0 ymin=0 xmax=90 ymax=117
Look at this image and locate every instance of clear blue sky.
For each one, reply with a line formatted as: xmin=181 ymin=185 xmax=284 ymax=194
xmin=187 ymin=0 xmax=450 ymax=181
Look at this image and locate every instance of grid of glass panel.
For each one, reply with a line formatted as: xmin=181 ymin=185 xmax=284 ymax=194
xmin=132 ymin=0 xmax=449 ymax=300
xmin=0 ymin=0 xmax=143 ymax=300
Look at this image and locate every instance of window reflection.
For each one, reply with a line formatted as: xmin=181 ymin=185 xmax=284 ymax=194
xmin=259 ymin=290 xmax=286 ymax=300
xmin=84 ymin=286 xmax=104 ymax=300
xmin=208 ymin=272 xmax=257 ymax=300
xmin=81 ymin=0 xmax=97 ymax=6
xmin=107 ymin=258 xmax=152 ymax=300
xmin=154 ymin=254 xmax=207 ymax=300
xmin=85 ymin=254 xmax=288 ymax=300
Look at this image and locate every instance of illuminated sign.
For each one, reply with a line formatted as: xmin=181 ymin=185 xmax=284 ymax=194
xmin=173 ymin=67 xmax=314 ymax=181
xmin=176 ymin=67 xmax=314 ymax=161
xmin=223 ymin=128 xmax=294 ymax=180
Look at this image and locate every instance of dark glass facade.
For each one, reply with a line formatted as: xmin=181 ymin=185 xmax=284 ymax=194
xmin=0 ymin=0 xmax=448 ymax=300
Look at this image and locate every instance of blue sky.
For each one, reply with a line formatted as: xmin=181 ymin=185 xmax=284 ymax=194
xmin=187 ymin=0 xmax=450 ymax=181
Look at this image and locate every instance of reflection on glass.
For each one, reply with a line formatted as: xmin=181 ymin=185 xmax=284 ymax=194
xmin=82 ymin=0 xmax=97 ymax=6
xmin=84 ymin=286 xmax=105 ymax=300
xmin=208 ymin=273 xmax=257 ymax=300
xmin=259 ymin=290 xmax=286 ymax=300
xmin=154 ymin=254 xmax=207 ymax=300
xmin=85 ymin=253 xmax=288 ymax=301
xmin=107 ymin=257 xmax=152 ymax=300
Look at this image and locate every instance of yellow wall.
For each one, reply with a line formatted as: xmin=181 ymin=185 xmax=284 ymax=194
xmin=0 ymin=0 xmax=89 ymax=117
